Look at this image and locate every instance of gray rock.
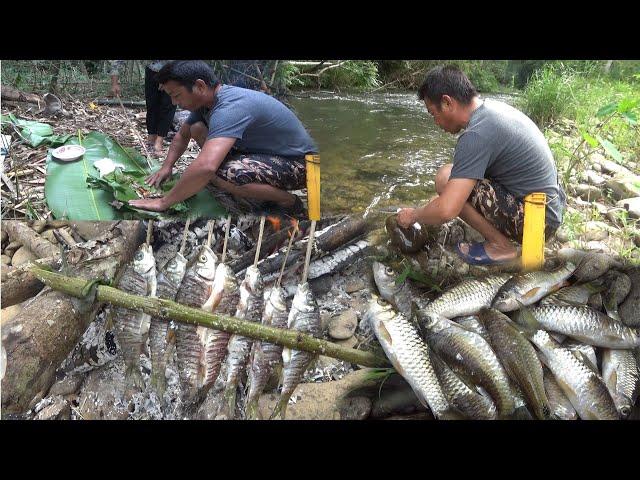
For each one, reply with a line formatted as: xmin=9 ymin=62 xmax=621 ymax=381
xmin=1 ymin=230 xmax=7 ymax=244
xmin=606 ymin=178 xmax=640 ymax=201
xmin=40 ymin=229 xmax=59 ymax=245
xmin=619 ymin=267 xmax=640 ymax=327
xmin=338 ymin=396 xmax=372 ymax=420
xmin=335 ymin=336 xmax=358 ymax=350
xmin=581 ymin=221 xmax=611 ymax=242
xmin=582 ymin=170 xmax=606 ymax=186
xmin=71 ymin=221 xmax=117 ymax=241
xmin=1 ymin=254 xmax=11 ymax=266
xmin=555 ymin=226 xmax=573 ymax=243
xmin=34 ymin=396 xmax=71 ymax=420
xmin=616 ymin=197 xmax=640 ymax=219
xmin=328 ymin=309 xmax=358 ymax=340
xmin=592 ymin=162 xmax=602 ymax=172
xmin=345 ymin=277 xmax=366 ymax=294
xmin=572 ymin=184 xmax=602 ymax=200
xmin=1 ymin=304 xmax=23 ymax=323
xmin=595 ymin=156 xmax=637 ymax=177
xmin=588 ymin=293 xmax=603 ymax=310
xmin=11 ymin=246 xmax=36 ymax=266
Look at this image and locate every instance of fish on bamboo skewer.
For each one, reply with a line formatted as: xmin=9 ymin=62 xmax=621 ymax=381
xmin=174 ymin=242 xmax=218 ymax=405
xmin=270 ymin=281 xmax=321 ymax=419
xmin=218 ymin=216 xmax=266 ymax=419
xmin=111 ymin=231 xmax=157 ymax=393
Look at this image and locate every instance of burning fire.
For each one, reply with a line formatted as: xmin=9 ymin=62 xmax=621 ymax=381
xmin=266 ymin=215 xmax=281 ymax=232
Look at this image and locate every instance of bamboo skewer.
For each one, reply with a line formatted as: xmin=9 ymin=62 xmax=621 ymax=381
xmin=206 ymin=219 xmax=214 ymax=248
xmin=179 ymin=218 xmax=191 ymax=255
xmin=277 ymin=222 xmax=299 ymax=287
xmin=253 ymin=216 xmax=266 ymax=267
xmin=145 ymin=220 xmax=153 ymax=245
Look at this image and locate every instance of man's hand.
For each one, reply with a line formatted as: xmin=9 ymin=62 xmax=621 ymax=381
xmin=397 ymin=208 xmax=418 ymax=228
xmin=146 ymin=166 xmax=172 ymax=188
xmin=128 ymin=197 xmax=169 ymax=212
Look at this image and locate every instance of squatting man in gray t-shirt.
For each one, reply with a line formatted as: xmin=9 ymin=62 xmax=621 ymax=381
xmin=129 ymin=60 xmax=318 ymax=217
xmin=397 ymin=66 xmax=566 ymax=265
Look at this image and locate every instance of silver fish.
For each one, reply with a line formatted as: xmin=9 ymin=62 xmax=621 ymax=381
xmin=453 ymin=315 xmax=489 ymax=340
xmin=421 ymin=274 xmax=511 ymax=319
xmin=562 ymin=339 xmax=598 ymax=372
xmin=491 ymin=263 xmax=575 ymax=312
xmin=372 ymin=261 xmax=413 ymax=318
xmin=531 ymin=330 xmax=619 ymax=420
xmin=542 ymin=366 xmax=578 ymax=420
xmin=245 ymin=285 xmax=289 ymax=419
xmin=478 ymin=308 xmax=550 ymax=419
xmin=112 ymin=243 xmax=157 ymax=391
xmin=270 ymin=282 xmax=321 ymax=419
xmin=218 ymin=264 xmax=264 ymax=419
xmin=514 ymin=305 xmax=640 ymax=349
xmin=149 ymin=252 xmax=187 ymax=396
xmin=420 ymin=312 xmax=515 ymax=418
xmin=365 ymin=297 xmax=459 ymax=420
xmin=174 ymin=245 xmax=218 ymax=403
xmin=429 ymin=350 xmax=497 ymax=420
xmin=602 ymin=348 xmax=640 ymax=418
xmin=539 ymin=283 xmax=603 ymax=307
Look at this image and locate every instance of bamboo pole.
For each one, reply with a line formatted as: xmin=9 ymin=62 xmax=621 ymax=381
xmin=29 ymin=267 xmax=390 ymax=369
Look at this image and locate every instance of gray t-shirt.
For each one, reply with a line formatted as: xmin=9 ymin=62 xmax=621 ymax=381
xmin=451 ymin=99 xmax=566 ymax=228
xmin=186 ymin=85 xmax=317 ymax=157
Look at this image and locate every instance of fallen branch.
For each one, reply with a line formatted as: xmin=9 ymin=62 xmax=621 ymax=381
xmin=29 ymin=267 xmax=390 ymax=369
xmin=1 ymin=85 xmax=42 ymax=105
xmin=94 ymin=98 xmax=146 ymax=108
xmin=1 ymin=256 xmax=61 ymax=308
xmin=3 ymin=221 xmax=58 ymax=259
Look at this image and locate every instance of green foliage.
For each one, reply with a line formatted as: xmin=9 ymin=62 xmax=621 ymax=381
xmin=1 ymin=114 xmax=72 ymax=147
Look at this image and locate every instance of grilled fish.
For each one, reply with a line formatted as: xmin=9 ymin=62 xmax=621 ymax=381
xmin=531 ymin=330 xmax=619 ymax=420
xmin=478 ymin=308 xmax=550 ymax=419
xmin=372 ymin=261 xmax=413 ymax=318
xmin=491 ymin=263 xmax=575 ymax=312
xmin=421 ymin=274 xmax=511 ymax=320
xmin=149 ymin=252 xmax=187 ymax=396
xmin=365 ymin=296 xmax=459 ymax=420
xmin=218 ymin=265 xmax=264 ymax=419
xmin=113 ymin=243 xmax=157 ymax=391
xmin=245 ymin=285 xmax=288 ymax=419
xmin=270 ymin=282 xmax=321 ymax=419
xmin=420 ymin=312 xmax=515 ymax=418
xmin=514 ymin=305 xmax=640 ymax=349
xmin=174 ymin=245 xmax=218 ymax=404
xmin=602 ymin=348 xmax=640 ymax=418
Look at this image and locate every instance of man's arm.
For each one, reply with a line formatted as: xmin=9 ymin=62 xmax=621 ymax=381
xmin=145 ymin=122 xmax=193 ymax=187
xmin=129 ymin=136 xmax=236 ymax=211
xmin=397 ymin=178 xmax=477 ymax=227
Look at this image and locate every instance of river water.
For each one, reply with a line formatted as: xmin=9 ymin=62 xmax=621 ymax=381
xmin=290 ymin=91 xmax=518 ymax=216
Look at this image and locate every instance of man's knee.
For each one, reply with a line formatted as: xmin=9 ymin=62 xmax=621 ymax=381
xmin=190 ymin=122 xmax=208 ymax=148
xmin=435 ymin=163 xmax=453 ymax=194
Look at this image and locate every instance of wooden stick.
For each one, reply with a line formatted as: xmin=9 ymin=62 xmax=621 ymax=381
xmin=179 ymin=218 xmax=191 ymax=255
xmin=301 ymin=220 xmax=316 ymax=283
xmin=277 ymin=222 xmax=299 ymax=287
xmin=206 ymin=219 xmax=214 ymax=248
xmin=116 ymin=94 xmax=152 ymax=169
xmin=146 ymin=220 xmax=153 ymax=245
xmin=253 ymin=216 xmax=266 ymax=267
xmin=221 ymin=215 xmax=231 ymax=263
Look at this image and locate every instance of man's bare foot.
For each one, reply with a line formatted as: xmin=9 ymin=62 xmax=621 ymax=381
xmin=457 ymin=241 xmax=518 ymax=262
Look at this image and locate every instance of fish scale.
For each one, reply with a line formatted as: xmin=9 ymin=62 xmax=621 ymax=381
xmin=517 ymin=305 xmax=640 ymax=349
xmin=423 ymin=314 xmax=515 ymax=418
xmin=542 ymin=366 xmax=578 ymax=420
xmin=421 ymin=274 xmax=511 ymax=319
xmin=372 ymin=261 xmax=413 ymax=318
xmin=366 ymin=298 xmax=459 ymax=419
xmin=271 ymin=282 xmax=321 ymax=419
xmin=149 ymin=252 xmax=187 ymax=396
xmin=531 ymin=330 xmax=619 ymax=420
xmin=430 ymin=350 xmax=497 ymax=420
xmin=113 ymin=244 xmax=156 ymax=391
xmin=245 ymin=286 xmax=289 ymax=419
xmin=539 ymin=284 xmax=597 ymax=307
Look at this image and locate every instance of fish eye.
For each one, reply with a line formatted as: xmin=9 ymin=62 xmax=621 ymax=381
xmin=169 ymin=260 xmax=176 ymax=267
xmin=621 ymin=406 xmax=631 ymax=416
xmin=199 ymin=255 xmax=207 ymax=263
xmin=135 ymin=251 xmax=143 ymax=260
xmin=385 ymin=267 xmax=394 ymax=275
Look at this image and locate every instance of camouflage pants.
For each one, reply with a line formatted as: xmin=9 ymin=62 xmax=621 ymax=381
xmin=216 ymin=151 xmax=307 ymax=191
xmin=469 ymin=179 xmax=558 ymax=244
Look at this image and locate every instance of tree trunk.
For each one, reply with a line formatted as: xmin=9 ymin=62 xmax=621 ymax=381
xmin=1 ymin=256 xmax=61 ymax=308
xmin=3 ymin=221 xmax=58 ymax=259
xmin=1 ymin=221 xmax=145 ymax=415
xmin=0 ymin=85 xmax=42 ymax=105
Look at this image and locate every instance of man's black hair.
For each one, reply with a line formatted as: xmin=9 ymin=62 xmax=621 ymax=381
xmin=417 ymin=65 xmax=478 ymax=106
xmin=156 ymin=60 xmax=220 ymax=90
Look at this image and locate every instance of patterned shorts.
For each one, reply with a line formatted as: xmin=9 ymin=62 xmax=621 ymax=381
xmin=469 ymin=179 xmax=558 ymax=243
xmin=214 ymin=151 xmax=307 ymax=191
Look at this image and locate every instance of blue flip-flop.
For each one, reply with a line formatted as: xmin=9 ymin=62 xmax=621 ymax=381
xmin=455 ymin=242 xmax=514 ymax=266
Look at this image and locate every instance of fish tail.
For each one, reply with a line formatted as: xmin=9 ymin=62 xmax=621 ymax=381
xmin=244 ymin=396 xmax=262 ymax=420
xmin=125 ymin=363 xmax=145 ymax=391
xmin=150 ymin=369 xmax=167 ymax=397
xmin=269 ymin=389 xmax=293 ymax=420
xmin=217 ymin=382 xmax=239 ymax=420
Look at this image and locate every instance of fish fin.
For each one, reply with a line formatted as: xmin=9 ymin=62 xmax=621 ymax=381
xmin=603 ymin=299 xmax=621 ymax=321
xmin=512 ymin=302 xmax=540 ymax=337
xmin=378 ymin=323 xmax=393 ymax=347
xmin=523 ymin=287 xmax=541 ymax=300
xmin=572 ymin=350 xmax=600 ymax=375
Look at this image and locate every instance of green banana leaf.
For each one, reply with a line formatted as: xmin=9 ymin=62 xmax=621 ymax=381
xmin=46 ymin=131 xmax=226 ymax=220
xmin=1 ymin=113 xmax=72 ymax=147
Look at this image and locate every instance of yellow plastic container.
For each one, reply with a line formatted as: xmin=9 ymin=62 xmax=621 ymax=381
xmin=305 ymin=154 xmax=321 ymax=221
xmin=521 ymin=192 xmax=546 ymax=271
